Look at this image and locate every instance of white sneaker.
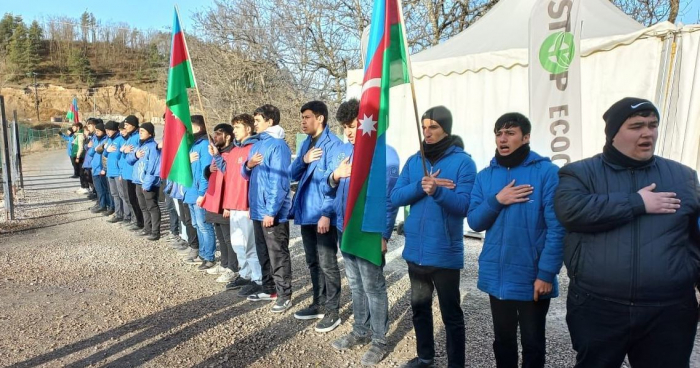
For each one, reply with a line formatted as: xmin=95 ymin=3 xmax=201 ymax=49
xmin=216 ymin=269 xmax=237 ymax=283
xmin=215 ymin=250 xmax=221 ymax=258
xmin=206 ymin=264 xmax=225 ymax=275
xmin=75 ymin=188 xmax=88 ymax=194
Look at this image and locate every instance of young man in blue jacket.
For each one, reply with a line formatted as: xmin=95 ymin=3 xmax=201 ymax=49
xmin=554 ymin=98 xmax=700 ymax=368
xmin=242 ymin=104 xmax=293 ymax=313
xmin=391 ymin=106 xmax=476 ymax=368
xmin=90 ymin=121 xmax=114 ymax=215
xmin=467 ymin=113 xmax=564 ymax=368
xmin=120 ymin=115 xmax=144 ymax=231
xmin=104 ymin=121 xmax=126 ymax=224
xmin=289 ymin=100 xmax=343 ymax=331
xmin=325 ymin=98 xmax=400 ymax=366
xmin=184 ymin=115 xmax=216 ymax=270
xmin=115 ymin=122 xmax=132 ymax=226
xmin=128 ymin=122 xmax=161 ymax=241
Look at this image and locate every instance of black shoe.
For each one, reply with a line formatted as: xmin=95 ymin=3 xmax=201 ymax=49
xmin=102 ymin=208 xmax=115 ymax=216
xmin=294 ymin=304 xmax=324 ymax=320
xmin=197 ymin=260 xmax=216 ymax=271
xmin=90 ymin=206 xmax=106 ymax=214
xmin=399 ymin=358 xmax=434 ymax=368
xmin=315 ymin=311 xmax=341 ymax=332
xmin=237 ymin=282 xmax=262 ymax=297
xmin=129 ymin=224 xmax=144 ymax=231
xmin=137 ymin=230 xmax=151 ymax=237
xmin=147 ymin=233 xmax=160 ymax=241
xmin=226 ymin=276 xmax=252 ymax=291
xmin=106 ymin=216 xmax=123 ymax=223
xmin=70 ymin=175 xmax=79 ymax=179
xmin=87 ymin=193 xmax=97 ymax=200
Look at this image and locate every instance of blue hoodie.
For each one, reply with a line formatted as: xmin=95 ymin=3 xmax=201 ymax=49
xmin=289 ymin=125 xmax=341 ymax=225
xmin=104 ymin=133 xmax=125 ymax=178
xmin=391 ymin=145 xmax=477 ymax=269
xmin=184 ymin=135 xmax=213 ymax=204
xmin=90 ymin=134 xmax=107 ymax=176
xmin=323 ymin=142 xmax=400 ymax=239
xmin=82 ymin=134 xmax=94 ymax=169
xmin=467 ymin=150 xmax=564 ymax=301
xmin=241 ymin=126 xmax=291 ymax=222
xmin=121 ymin=131 xmax=140 ymax=181
xmin=131 ymin=137 xmax=161 ymax=191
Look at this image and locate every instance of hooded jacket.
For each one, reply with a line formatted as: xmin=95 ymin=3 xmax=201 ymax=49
xmin=289 ymin=125 xmax=342 ymax=225
xmin=202 ymin=143 xmax=234 ymax=215
xmin=184 ymin=135 xmax=213 ymax=204
xmin=391 ymin=144 xmax=477 ymax=269
xmin=221 ymin=135 xmax=259 ymax=211
xmin=127 ymin=137 xmax=161 ymax=191
xmin=468 ymin=151 xmax=564 ymax=301
xmin=241 ymin=126 xmax=292 ymax=222
xmin=90 ymin=134 xmax=108 ymax=176
xmin=120 ymin=131 xmax=140 ymax=181
xmin=104 ymin=133 xmax=125 ymax=178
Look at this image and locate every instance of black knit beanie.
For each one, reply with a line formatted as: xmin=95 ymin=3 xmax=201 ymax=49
xmin=124 ymin=115 xmax=140 ymax=129
xmin=140 ymin=122 xmax=155 ymax=137
xmin=421 ymin=106 xmax=453 ymax=135
xmin=603 ymin=97 xmax=659 ymax=144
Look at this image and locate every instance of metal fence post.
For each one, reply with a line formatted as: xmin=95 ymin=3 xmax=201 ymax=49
xmin=0 ymin=96 xmax=15 ymax=220
xmin=12 ymin=111 xmax=24 ymax=188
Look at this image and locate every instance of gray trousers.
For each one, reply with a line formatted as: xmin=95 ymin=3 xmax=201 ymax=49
xmin=116 ymin=177 xmax=131 ymax=220
xmin=107 ymin=177 xmax=124 ymax=218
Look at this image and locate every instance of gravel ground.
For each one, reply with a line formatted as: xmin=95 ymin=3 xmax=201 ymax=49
xmin=0 ymin=149 xmax=698 ymax=368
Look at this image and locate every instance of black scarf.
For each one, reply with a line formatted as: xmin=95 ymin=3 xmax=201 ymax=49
xmin=603 ymin=143 xmax=654 ymax=169
xmin=423 ymin=136 xmax=454 ymax=163
xmin=495 ymin=144 xmax=531 ymax=168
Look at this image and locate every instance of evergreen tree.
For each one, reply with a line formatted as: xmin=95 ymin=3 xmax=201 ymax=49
xmin=8 ymin=20 xmax=28 ymax=77
xmin=0 ymin=13 xmax=16 ymax=55
xmin=25 ymin=20 xmax=43 ymax=72
xmin=68 ymin=47 xmax=92 ymax=83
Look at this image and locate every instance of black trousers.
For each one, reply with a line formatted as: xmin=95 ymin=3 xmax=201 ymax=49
xmin=165 ymin=194 xmax=179 ymax=235
xmin=253 ymin=220 xmax=292 ymax=299
xmin=135 ymin=184 xmax=160 ymax=235
xmin=300 ymin=224 xmax=340 ymax=311
xmin=81 ymin=167 xmax=93 ymax=191
xmin=126 ymin=180 xmax=144 ymax=227
xmin=71 ymin=156 xmax=82 ymax=178
xmin=489 ymin=296 xmax=551 ymax=368
xmin=567 ymin=283 xmax=697 ymax=368
xmin=177 ymin=199 xmax=198 ymax=249
xmin=407 ymin=261 xmax=465 ymax=368
xmin=214 ymin=222 xmax=238 ymax=271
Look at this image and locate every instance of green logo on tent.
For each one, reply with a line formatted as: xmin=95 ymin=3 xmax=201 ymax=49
xmin=539 ymin=32 xmax=575 ymax=74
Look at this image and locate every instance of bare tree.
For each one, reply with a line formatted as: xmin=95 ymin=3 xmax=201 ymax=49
xmin=611 ymin=0 xmax=687 ymax=26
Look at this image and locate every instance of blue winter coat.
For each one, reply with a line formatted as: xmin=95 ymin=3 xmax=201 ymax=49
xmin=120 ymin=132 xmax=140 ymax=181
xmin=323 ymin=142 xmax=400 ymax=239
xmin=184 ymin=135 xmax=213 ymax=204
xmin=132 ymin=137 xmax=161 ymax=191
xmin=391 ymin=145 xmax=477 ymax=269
xmin=82 ymin=134 xmax=94 ymax=169
xmin=60 ymin=132 xmax=74 ymax=157
xmin=289 ymin=125 xmax=341 ymax=225
xmin=467 ymin=151 xmax=564 ymax=301
xmin=104 ymin=134 xmax=125 ymax=178
xmin=165 ymin=180 xmax=186 ymax=200
xmin=90 ymin=134 xmax=107 ymax=176
xmin=241 ymin=131 xmax=292 ymax=222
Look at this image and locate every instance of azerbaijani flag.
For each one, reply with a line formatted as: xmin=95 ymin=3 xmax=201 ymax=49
xmin=341 ymin=0 xmax=410 ymax=266
xmin=160 ymin=6 xmax=196 ymax=187
xmin=66 ymin=97 xmax=79 ymax=123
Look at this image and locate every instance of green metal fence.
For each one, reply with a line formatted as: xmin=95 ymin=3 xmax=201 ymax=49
xmin=17 ymin=124 xmax=65 ymax=151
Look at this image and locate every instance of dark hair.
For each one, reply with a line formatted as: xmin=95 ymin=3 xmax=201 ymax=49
xmin=72 ymin=122 xmax=83 ymax=130
xmin=629 ymin=110 xmax=658 ymax=119
xmin=191 ymin=115 xmax=206 ymax=128
xmin=494 ymin=112 xmax=531 ymax=136
xmin=213 ymin=123 xmax=233 ymax=136
xmin=254 ymin=104 xmax=281 ymax=126
xmin=300 ymin=100 xmax=328 ymax=126
xmin=336 ymin=98 xmax=360 ymax=126
xmin=231 ymin=113 xmax=255 ymax=132
xmin=86 ymin=117 xmax=102 ymax=126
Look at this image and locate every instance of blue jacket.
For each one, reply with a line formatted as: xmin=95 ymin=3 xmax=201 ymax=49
xmin=82 ymin=134 xmax=94 ymax=169
xmin=104 ymin=133 xmax=124 ymax=178
xmin=120 ymin=132 xmax=140 ymax=181
xmin=242 ymin=131 xmax=292 ymax=222
xmin=289 ymin=125 xmax=341 ymax=225
xmin=165 ymin=180 xmax=186 ymax=200
xmin=184 ymin=135 xmax=213 ymax=204
xmin=60 ymin=132 xmax=74 ymax=157
xmin=130 ymin=137 xmax=161 ymax=191
xmin=323 ymin=142 xmax=400 ymax=239
xmin=391 ymin=145 xmax=477 ymax=269
xmin=90 ymin=134 xmax=107 ymax=176
xmin=467 ymin=151 xmax=564 ymax=301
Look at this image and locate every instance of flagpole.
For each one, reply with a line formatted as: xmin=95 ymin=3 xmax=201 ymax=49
xmin=396 ymin=0 xmax=428 ymax=176
xmin=174 ymin=4 xmax=213 ymax=145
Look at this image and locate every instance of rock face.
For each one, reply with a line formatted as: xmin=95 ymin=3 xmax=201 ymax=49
xmin=0 ymin=83 xmax=165 ymax=123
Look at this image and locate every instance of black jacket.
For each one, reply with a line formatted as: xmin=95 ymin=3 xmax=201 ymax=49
xmin=554 ymin=154 xmax=700 ymax=305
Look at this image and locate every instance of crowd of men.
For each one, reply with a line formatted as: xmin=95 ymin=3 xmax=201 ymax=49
xmin=59 ymin=97 xmax=700 ymax=368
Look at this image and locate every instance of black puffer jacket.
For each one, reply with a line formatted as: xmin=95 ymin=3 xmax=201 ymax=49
xmin=554 ymin=154 xmax=700 ymax=305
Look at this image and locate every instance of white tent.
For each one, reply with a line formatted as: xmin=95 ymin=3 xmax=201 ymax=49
xmin=347 ymin=0 xmax=700 ymax=172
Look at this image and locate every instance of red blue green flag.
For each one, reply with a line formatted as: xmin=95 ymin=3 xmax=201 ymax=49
xmin=342 ymin=0 xmax=410 ymax=266
xmin=66 ymin=97 xmax=79 ymax=123
xmin=160 ymin=7 xmax=196 ymax=187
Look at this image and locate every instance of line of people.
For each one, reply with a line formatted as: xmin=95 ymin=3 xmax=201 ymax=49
xmin=60 ymin=96 xmax=700 ymax=368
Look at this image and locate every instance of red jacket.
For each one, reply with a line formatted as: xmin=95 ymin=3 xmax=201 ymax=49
xmin=201 ymin=145 xmax=232 ymax=214
xmin=222 ymin=143 xmax=254 ymax=211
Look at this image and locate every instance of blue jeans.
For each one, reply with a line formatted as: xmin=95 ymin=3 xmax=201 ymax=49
xmin=93 ymin=175 xmax=113 ymax=209
xmin=339 ymin=230 xmax=389 ymax=346
xmin=188 ymin=204 xmax=215 ymax=261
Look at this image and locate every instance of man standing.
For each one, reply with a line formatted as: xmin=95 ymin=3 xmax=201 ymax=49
xmin=223 ymin=114 xmax=263 ymax=296
xmin=128 ymin=122 xmax=161 ymax=241
xmin=290 ymin=101 xmax=343 ymax=331
xmin=115 ymin=122 xmax=132 ymax=226
xmin=391 ymin=106 xmax=476 ymax=368
xmin=554 ymin=97 xmax=700 ymax=367
xmin=104 ymin=121 xmax=126 ymax=224
xmin=243 ymin=104 xmax=293 ymax=313
xmin=90 ymin=121 xmax=114 ymax=215
xmin=467 ymin=113 xmax=564 ymax=368
xmin=326 ymin=98 xmax=400 ymax=366
xmin=184 ymin=115 xmax=216 ymax=270
xmin=121 ymin=115 xmax=144 ymax=232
